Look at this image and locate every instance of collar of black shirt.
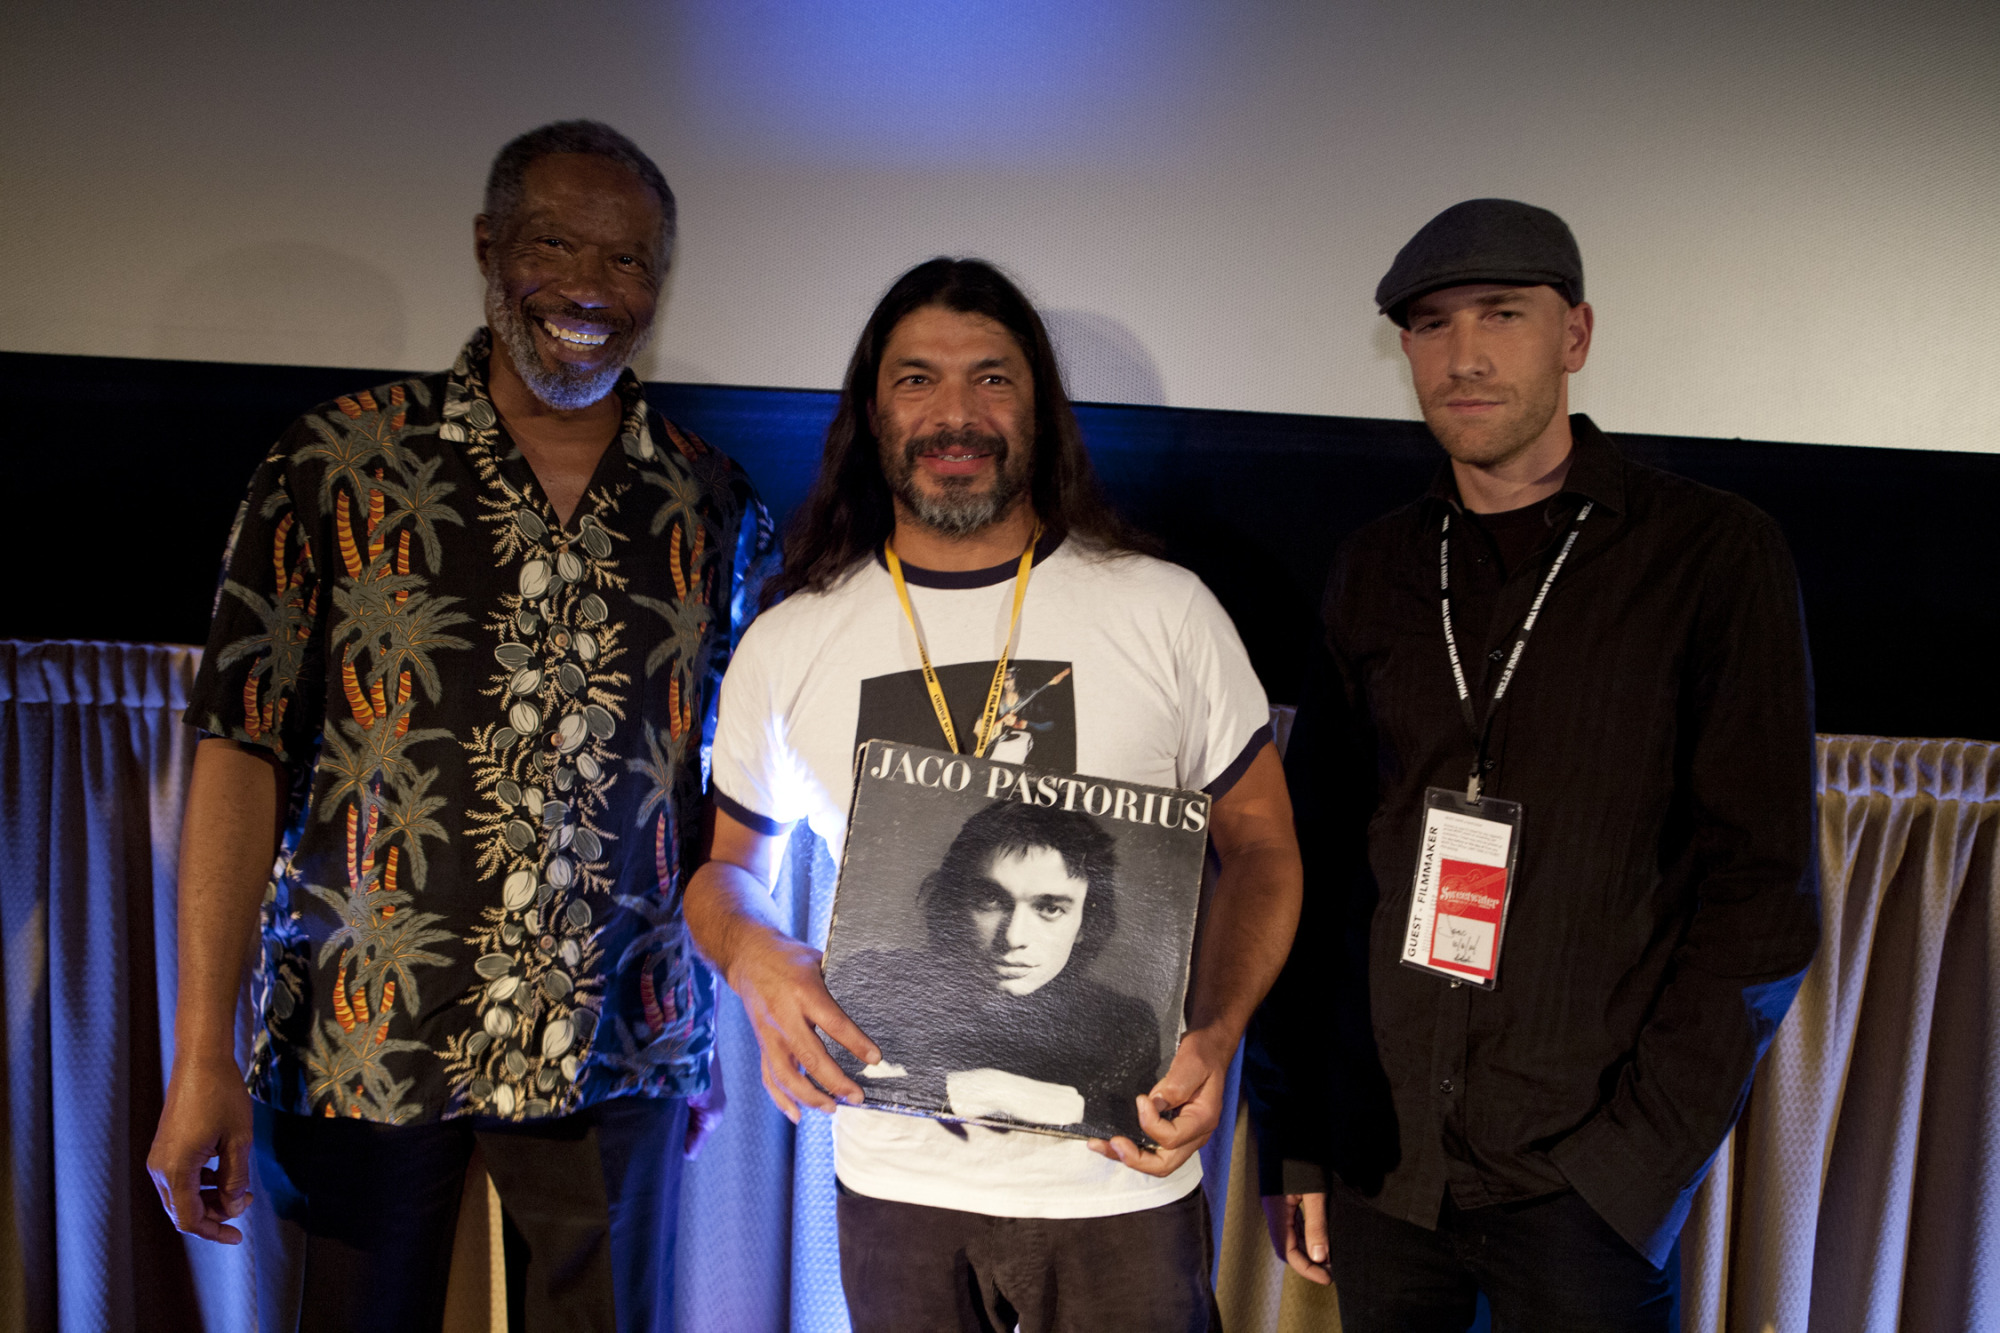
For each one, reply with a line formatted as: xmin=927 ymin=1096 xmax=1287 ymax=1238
xmin=1423 ymin=413 xmax=1629 ymax=525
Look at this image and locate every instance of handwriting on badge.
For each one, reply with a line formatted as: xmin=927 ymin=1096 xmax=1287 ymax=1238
xmin=1403 ymin=800 xmax=1517 ymax=986
xmin=1432 ymin=859 xmax=1506 ymax=971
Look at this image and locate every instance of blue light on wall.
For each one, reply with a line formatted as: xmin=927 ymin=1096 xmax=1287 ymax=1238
xmin=668 ymin=0 xmax=1216 ymax=166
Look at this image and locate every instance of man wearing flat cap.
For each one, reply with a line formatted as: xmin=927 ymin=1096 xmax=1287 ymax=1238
xmin=1244 ymin=199 xmax=1819 ymax=1330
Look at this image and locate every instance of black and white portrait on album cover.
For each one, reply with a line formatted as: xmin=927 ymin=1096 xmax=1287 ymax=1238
xmin=822 ymin=740 xmax=1209 ymax=1144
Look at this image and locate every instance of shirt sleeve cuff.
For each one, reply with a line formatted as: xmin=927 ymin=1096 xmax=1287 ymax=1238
xmin=182 ymin=711 xmax=297 ymax=768
xmin=713 ymin=786 xmax=788 ymax=838
xmin=1256 ymin=1151 xmax=1329 ymax=1197
xmin=1204 ymin=723 xmax=1274 ymax=799
xmin=1281 ymin=1158 xmax=1331 ymax=1196
xmin=1250 ymin=1108 xmax=1331 ymax=1196
xmin=1549 ymin=1113 xmax=1694 ymax=1270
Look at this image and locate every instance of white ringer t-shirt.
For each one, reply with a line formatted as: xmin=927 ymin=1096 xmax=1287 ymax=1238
xmin=710 ymin=533 xmax=1270 ymax=1219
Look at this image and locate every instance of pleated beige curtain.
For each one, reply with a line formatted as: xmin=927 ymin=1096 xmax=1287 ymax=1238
xmin=12 ymin=643 xmax=1993 ymax=1331
xmin=1685 ymin=736 xmax=2000 ymax=1333
xmin=1213 ymin=735 xmax=2000 ymax=1333
xmin=0 ymin=640 xmax=509 ymax=1332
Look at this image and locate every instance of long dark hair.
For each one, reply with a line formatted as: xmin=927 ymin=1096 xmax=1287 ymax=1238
xmin=765 ymin=257 xmax=1156 ymax=604
xmin=919 ymin=801 xmax=1120 ymax=971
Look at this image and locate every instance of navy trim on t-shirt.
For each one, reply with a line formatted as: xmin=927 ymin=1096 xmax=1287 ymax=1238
xmin=715 ymin=786 xmax=788 ymax=838
xmin=871 ymin=528 xmax=1065 ymax=589
xmin=1204 ymin=723 xmax=1274 ymax=799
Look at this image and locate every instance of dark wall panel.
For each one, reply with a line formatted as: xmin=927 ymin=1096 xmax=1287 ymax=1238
xmin=5 ymin=351 xmax=1992 ymax=741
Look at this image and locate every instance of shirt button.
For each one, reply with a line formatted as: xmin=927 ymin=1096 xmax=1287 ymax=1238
xmin=1487 ymin=648 xmax=1506 ymax=662
xmin=1440 ymin=1078 xmax=1454 ymax=1094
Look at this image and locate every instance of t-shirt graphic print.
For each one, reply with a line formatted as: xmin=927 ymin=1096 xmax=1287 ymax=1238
xmin=855 ymin=660 xmax=1077 ymax=773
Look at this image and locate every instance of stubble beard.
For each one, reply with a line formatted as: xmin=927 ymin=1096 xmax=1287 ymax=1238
xmin=485 ymin=270 xmax=652 ymax=411
xmin=1421 ymin=371 xmax=1564 ymax=471
xmin=883 ymin=424 xmax=1033 ymax=538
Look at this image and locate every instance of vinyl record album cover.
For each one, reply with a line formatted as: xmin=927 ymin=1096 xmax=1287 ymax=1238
xmin=821 ymin=740 xmax=1210 ymax=1144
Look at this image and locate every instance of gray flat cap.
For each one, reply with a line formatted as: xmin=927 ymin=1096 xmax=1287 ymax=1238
xmin=1375 ymin=199 xmax=1583 ymax=326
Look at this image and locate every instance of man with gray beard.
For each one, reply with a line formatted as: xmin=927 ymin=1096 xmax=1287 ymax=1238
xmin=149 ymin=121 xmax=769 ymax=1331
xmin=689 ymin=258 xmax=1302 ymax=1331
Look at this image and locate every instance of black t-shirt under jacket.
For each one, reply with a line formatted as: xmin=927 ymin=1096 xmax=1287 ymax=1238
xmin=1244 ymin=415 xmax=1820 ymax=1269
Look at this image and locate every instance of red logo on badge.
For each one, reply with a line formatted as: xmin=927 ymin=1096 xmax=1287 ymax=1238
xmin=1429 ymin=858 xmax=1508 ymax=980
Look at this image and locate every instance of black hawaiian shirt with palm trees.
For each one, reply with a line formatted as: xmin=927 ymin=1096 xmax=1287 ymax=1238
xmin=186 ymin=331 xmax=772 ymax=1124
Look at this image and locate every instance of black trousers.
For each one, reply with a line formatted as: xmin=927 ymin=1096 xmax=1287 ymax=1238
xmin=250 ymin=1096 xmax=688 ymax=1333
xmin=836 ymin=1181 xmax=1222 ymax=1333
xmin=1324 ymin=1182 xmax=1679 ymax=1333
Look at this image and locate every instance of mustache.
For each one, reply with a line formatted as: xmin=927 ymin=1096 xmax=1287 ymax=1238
xmin=1424 ymin=381 xmax=1513 ymax=408
xmin=899 ymin=426 xmax=1009 ymax=463
xmin=525 ymin=297 xmax=635 ymax=338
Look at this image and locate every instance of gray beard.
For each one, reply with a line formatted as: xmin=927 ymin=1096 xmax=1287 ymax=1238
xmin=887 ymin=428 xmax=1028 ymax=538
xmin=484 ymin=273 xmax=650 ymax=411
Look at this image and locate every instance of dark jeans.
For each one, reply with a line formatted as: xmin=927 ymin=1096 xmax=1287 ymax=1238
xmin=1325 ymin=1182 xmax=1679 ymax=1333
xmin=836 ymin=1181 xmax=1221 ymax=1333
xmin=250 ymin=1096 xmax=688 ymax=1333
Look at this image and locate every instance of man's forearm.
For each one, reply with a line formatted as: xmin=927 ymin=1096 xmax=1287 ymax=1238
xmin=686 ymin=859 xmax=794 ymax=986
xmin=1187 ymin=839 xmax=1303 ymax=1045
xmin=1106 ymin=819 xmax=1303 ymax=1169
xmin=175 ymin=738 xmax=286 ymax=1066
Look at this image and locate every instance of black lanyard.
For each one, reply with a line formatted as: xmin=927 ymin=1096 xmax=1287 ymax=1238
xmin=1439 ymin=500 xmax=1592 ymax=801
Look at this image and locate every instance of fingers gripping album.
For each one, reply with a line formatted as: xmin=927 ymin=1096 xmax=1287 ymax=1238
xmin=822 ymin=740 xmax=1209 ymax=1146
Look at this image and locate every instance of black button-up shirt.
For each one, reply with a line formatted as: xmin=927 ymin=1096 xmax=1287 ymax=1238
xmin=1244 ymin=416 xmax=1819 ymax=1266
xmin=186 ymin=331 xmax=772 ymax=1124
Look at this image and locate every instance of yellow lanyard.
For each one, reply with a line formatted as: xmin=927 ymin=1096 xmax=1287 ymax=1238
xmin=884 ymin=522 xmax=1043 ymax=758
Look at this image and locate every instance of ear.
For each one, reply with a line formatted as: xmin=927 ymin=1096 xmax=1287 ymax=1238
xmin=1563 ymin=301 xmax=1594 ymax=373
xmin=474 ymin=214 xmax=494 ymax=278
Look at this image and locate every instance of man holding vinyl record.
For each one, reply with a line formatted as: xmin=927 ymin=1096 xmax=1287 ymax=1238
xmin=687 ymin=257 xmax=1303 ymax=1331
